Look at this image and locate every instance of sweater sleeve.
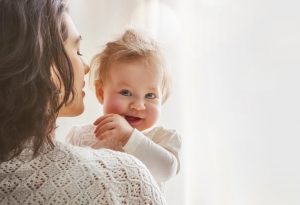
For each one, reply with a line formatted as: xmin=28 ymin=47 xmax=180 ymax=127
xmin=123 ymin=127 xmax=182 ymax=183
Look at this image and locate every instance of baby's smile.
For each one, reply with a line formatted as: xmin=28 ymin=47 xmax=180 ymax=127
xmin=124 ymin=115 xmax=143 ymax=127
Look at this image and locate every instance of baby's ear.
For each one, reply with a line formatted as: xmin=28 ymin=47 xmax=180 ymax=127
xmin=95 ymin=80 xmax=104 ymax=104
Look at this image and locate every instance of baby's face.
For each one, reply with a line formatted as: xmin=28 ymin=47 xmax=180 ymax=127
xmin=98 ymin=60 xmax=162 ymax=131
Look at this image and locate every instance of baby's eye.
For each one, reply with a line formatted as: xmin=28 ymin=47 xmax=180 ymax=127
xmin=119 ymin=89 xmax=132 ymax=96
xmin=145 ymin=93 xmax=157 ymax=99
xmin=77 ymin=50 xmax=83 ymax=56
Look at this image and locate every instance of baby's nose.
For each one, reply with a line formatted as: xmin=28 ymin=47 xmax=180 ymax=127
xmin=130 ymin=100 xmax=146 ymax=110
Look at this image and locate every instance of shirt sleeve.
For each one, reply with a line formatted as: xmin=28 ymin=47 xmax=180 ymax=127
xmin=123 ymin=127 xmax=182 ymax=183
xmin=65 ymin=124 xmax=98 ymax=147
xmin=65 ymin=126 xmax=81 ymax=145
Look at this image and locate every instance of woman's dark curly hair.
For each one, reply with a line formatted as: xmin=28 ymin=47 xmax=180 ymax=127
xmin=0 ymin=0 xmax=75 ymax=161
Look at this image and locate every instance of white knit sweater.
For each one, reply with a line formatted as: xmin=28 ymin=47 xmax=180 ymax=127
xmin=0 ymin=141 xmax=166 ymax=205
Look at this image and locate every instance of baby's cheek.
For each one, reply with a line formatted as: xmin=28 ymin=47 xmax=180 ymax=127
xmin=104 ymin=97 xmax=126 ymax=115
xmin=146 ymin=104 xmax=161 ymax=126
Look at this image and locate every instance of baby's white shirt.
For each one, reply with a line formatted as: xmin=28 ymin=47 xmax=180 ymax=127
xmin=66 ymin=124 xmax=182 ymax=189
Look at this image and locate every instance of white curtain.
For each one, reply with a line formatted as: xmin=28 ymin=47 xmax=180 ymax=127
xmin=56 ymin=0 xmax=300 ymax=204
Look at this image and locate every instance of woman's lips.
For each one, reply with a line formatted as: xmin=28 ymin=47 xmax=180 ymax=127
xmin=82 ymin=82 xmax=86 ymax=96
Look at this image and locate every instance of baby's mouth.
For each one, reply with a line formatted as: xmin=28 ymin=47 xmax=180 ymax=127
xmin=124 ymin=115 xmax=143 ymax=125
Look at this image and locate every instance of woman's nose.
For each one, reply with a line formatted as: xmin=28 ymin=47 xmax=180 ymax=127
xmin=81 ymin=58 xmax=90 ymax=75
xmin=84 ymin=62 xmax=90 ymax=75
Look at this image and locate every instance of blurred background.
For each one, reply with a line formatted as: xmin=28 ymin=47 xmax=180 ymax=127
xmin=56 ymin=0 xmax=300 ymax=204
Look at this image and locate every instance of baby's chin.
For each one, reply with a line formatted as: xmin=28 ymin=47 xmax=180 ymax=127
xmin=125 ymin=117 xmax=153 ymax=131
xmin=131 ymin=123 xmax=155 ymax=132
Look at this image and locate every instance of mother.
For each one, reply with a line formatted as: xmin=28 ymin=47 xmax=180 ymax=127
xmin=0 ymin=0 xmax=165 ymax=204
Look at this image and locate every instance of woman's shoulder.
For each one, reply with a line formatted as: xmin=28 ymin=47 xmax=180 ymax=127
xmin=55 ymin=140 xmax=147 ymax=168
xmin=53 ymin=142 xmax=166 ymax=203
xmin=0 ymin=141 xmax=166 ymax=204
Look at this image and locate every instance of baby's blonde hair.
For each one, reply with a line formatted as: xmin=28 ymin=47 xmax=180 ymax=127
xmin=90 ymin=29 xmax=171 ymax=103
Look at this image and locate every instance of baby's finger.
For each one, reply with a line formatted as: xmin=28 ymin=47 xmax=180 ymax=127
xmin=93 ymin=115 xmax=106 ymax=125
xmin=95 ymin=128 xmax=113 ymax=140
xmin=94 ymin=119 xmax=115 ymax=134
xmin=93 ymin=113 xmax=114 ymax=125
xmin=97 ymin=130 xmax=117 ymax=141
xmin=94 ymin=116 xmax=115 ymax=133
xmin=95 ymin=123 xmax=115 ymax=140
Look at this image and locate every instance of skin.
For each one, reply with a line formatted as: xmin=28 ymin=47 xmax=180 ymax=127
xmin=58 ymin=14 xmax=90 ymax=117
xmin=94 ymin=60 xmax=163 ymax=150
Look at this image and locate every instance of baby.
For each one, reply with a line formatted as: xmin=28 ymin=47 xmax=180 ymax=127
xmin=66 ymin=29 xmax=181 ymax=189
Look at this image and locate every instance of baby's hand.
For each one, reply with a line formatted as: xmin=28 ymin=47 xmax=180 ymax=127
xmin=91 ymin=137 xmax=124 ymax=152
xmin=93 ymin=113 xmax=133 ymax=147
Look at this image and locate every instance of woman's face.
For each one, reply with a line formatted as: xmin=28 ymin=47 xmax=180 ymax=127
xmin=58 ymin=14 xmax=90 ymax=117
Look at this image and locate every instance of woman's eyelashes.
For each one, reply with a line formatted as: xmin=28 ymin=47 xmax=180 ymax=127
xmin=77 ymin=50 xmax=83 ymax=56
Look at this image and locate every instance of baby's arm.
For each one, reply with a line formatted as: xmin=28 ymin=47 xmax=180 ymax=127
xmin=123 ymin=127 xmax=182 ymax=183
xmin=65 ymin=115 xmax=132 ymax=151
xmin=66 ymin=124 xmax=124 ymax=151
xmin=91 ymin=114 xmax=133 ymax=151
xmin=92 ymin=114 xmax=182 ymax=182
xmin=65 ymin=124 xmax=98 ymax=147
